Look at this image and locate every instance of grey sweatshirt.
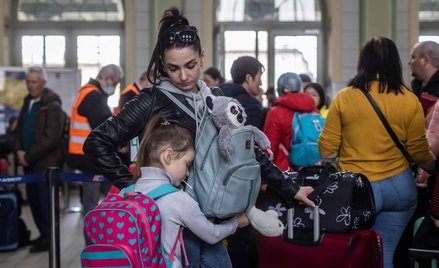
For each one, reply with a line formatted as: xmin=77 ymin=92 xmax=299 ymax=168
xmin=135 ymin=167 xmax=238 ymax=268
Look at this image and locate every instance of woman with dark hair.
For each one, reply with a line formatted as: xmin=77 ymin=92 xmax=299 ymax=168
xmin=203 ymin=66 xmax=225 ymax=87
xmin=304 ymin=82 xmax=329 ymax=117
xmin=83 ymin=7 xmax=314 ymax=268
xmin=318 ymin=36 xmax=436 ymax=268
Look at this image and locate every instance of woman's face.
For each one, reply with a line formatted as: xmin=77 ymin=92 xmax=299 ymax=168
xmin=305 ymin=87 xmax=320 ymax=108
xmin=162 ymin=46 xmax=204 ymax=92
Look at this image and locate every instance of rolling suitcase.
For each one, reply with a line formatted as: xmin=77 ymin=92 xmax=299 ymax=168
xmin=259 ymin=205 xmax=383 ymax=268
xmin=0 ymin=190 xmax=19 ymax=250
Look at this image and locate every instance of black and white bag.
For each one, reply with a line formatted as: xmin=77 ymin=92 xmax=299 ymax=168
xmin=261 ymin=166 xmax=376 ymax=234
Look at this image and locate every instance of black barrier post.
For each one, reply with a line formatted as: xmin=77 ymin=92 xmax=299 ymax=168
xmin=47 ymin=167 xmax=60 ymax=268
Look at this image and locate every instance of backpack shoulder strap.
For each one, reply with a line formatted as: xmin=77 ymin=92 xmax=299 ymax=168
xmin=119 ymin=184 xmax=136 ymax=197
xmin=159 ymin=89 xmax=196 ymax=120
xmin=292 ymin=111 xmax=301 ymax=122
xmin=291 ymin=111 xmax=302 ymax=134
xmin=119 ymin=184 xmax=179 ymax=199
xmin=146 ymin=184 xmax=179 ymax=200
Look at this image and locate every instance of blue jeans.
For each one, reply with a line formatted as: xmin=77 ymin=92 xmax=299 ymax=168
xmin=183 ymin=229 xmax=232 ymax=268
xmin=371 ymin=168 xmax=417 ymax=268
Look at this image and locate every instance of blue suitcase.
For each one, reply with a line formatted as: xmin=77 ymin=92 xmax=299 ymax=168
xmin=0 ymin=191 xmax=19 ymax=250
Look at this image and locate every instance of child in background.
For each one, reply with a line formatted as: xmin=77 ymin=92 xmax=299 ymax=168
xmin=304 ymin=82 xmax=329 ymax=118
xmin=133 ymin=115 xmax=249 ymax=268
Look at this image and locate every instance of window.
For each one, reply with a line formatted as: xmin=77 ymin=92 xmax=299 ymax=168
xmin=420 ymin=0 xmax=439 ymax=21
xmin=14 ymin=1 xmax=124 ymax=109
xmin=216 ymin=0 xmax=324 ymax=89
xmin=274 ymin=35 xmax=317 ymax=82
xmin=17 ymin=0 xmax=124 ymax=21
xmin=223 ymin=31 xmax=268 ymax=88
xmin=217 ymin=0 xmax=321 ymax=22
xmin=419 ymin=0 xmax=439 ymax=41
xmin=22 ymin=35 xmax=66 ymax=67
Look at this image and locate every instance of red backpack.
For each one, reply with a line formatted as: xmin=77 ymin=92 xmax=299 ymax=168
xmin=81 ymin=184 xmax=184 ymax=268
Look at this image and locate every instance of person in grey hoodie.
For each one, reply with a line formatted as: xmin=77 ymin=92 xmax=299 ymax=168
xmin=133 ymin=115 xmax=249 ymax=268
xmin=83 ymin=7 xmax=315 ymax=268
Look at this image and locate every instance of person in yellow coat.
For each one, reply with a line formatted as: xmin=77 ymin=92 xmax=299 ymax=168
xmin=318 ymin=36 xmax=436 ymax=268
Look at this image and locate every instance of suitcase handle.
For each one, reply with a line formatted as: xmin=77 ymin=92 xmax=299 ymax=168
xmin=282 ymin=204 xmax=324 ymax=246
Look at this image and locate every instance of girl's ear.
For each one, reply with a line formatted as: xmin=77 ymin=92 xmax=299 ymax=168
xmin=161 ymin=148 xmax=174 ymax=166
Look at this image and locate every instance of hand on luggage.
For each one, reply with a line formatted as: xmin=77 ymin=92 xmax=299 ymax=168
xmin=294 ymin=186 xmax=315 ymax=207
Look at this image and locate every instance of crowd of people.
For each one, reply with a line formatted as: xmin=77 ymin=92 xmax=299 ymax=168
xmin=2 ymin=5 xmax=439 ymax=268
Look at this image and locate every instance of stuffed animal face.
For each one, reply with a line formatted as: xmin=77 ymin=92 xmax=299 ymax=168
xmin=206 ymin=95 xmax=247 ymax=129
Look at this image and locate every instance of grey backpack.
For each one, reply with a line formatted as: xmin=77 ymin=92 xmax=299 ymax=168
xmin=160 ymin=89 xmax=261 ymax=218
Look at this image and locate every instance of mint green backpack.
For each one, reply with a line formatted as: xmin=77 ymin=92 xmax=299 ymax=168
xmin=160 ymin=89 xmax=261 ymax=219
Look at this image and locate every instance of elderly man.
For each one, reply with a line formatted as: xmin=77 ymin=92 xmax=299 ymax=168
xmin=14 ymin=66 xmax=65 ymax=252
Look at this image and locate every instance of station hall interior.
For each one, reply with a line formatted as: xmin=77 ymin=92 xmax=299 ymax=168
xmin=1 ymin=1 xmax=439 ymax=267
xmin=0 ymin=0 xmax=438 ymax=113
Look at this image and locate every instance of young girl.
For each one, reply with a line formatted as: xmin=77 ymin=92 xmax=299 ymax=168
xmin=133 ymin=115 xmax=249 ymax=268
xmin=84 ymin=7 xmax=314 ymax=267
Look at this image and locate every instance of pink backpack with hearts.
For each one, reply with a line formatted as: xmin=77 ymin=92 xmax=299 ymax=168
xmin=81 ymin=184 xmax=186 ymax=268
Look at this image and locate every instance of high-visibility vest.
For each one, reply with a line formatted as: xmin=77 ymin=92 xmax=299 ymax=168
xmin=120 ymin=83 xmax=140 ymax=96
xmin=68 ymin=84 xmax=100 ymax=155
xmin=114 ymin=83 xmax=141 ymax=115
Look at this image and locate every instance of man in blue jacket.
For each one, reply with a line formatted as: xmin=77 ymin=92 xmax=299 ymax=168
xmin=220 ymin=56 xmax=265 ymax=130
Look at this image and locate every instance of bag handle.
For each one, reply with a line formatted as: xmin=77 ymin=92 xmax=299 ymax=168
xmin=306 ymin=172 xmax=337 ymax=203
xmin=361 ymin=90 xmax=413 ymax=164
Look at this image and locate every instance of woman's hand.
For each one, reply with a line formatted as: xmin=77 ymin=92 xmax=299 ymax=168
xmin=294 ymin=186 xmax=315 ymax=207
xmin=416 ymin=168 xmax=430 ymax=188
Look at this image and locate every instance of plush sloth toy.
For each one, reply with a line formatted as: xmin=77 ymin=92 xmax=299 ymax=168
xmin=205 ymin=95 xmax=273 ymax=161
xmin=205 ymin=95 xmax=283 ymax=237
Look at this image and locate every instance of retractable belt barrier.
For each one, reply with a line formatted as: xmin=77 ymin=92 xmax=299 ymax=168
xmin=0 ymin=168 xmax=108 ymax=268
xmin=0 ymin=172 xmax=106 ymax=184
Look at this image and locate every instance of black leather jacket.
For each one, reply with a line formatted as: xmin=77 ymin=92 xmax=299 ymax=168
xmin=83 ymin=84 xmax=300 ymax=201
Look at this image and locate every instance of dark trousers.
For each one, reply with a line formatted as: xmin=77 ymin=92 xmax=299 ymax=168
xmin=25 ymin=175 xmax=50 ymax=241
xmin=227 ymin=225 xmax=259 ymax=268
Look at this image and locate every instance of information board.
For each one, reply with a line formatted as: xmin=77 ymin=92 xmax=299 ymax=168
xmin=0 ymin=67 xmax=81 ymax=116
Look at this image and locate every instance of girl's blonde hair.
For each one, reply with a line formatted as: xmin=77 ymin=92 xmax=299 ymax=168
xmin=134 ymin=115 xmax=194 ymax=179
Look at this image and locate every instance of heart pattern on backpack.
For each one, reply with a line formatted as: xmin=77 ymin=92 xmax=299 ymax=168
xmin=83 ymin=192 xmax=168 ymax=267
